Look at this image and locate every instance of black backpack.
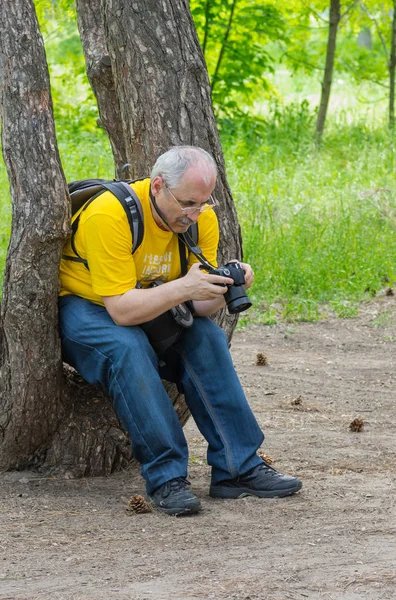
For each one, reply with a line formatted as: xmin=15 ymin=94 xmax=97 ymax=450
xmin=62 ymin=178 xmax=198 ymax=275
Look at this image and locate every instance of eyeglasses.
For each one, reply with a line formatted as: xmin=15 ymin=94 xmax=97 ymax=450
xmin=163 ymin=182 xmax=216 ymax=215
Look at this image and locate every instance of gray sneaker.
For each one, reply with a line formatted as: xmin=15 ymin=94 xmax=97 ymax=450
xmin=210 ymin=463 xmax=302 ymax=499
xmin=149 ymin=477 xmax=201 ymax=515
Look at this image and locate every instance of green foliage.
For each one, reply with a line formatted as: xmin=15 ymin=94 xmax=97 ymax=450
xmin=222 ymin=99 xmax=396 ymax=324
xmin=34 ymin=0 xmax=114 ymax=175
xmin=35 ymin=0 xmax=100 ymax=138
xmin=0 ymin=162 xmax=11 ymax=280
xmin=279 ymin=0 xmax=394 ymax=95
xmin=190 ymin=0 xmax=286 ymax=116
xmin=34 ymin=0 xmax=76 ymax=32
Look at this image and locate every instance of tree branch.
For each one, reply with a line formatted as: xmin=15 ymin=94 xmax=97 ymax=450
xmin=299 ymin=0 xmax=328 ymax=24
xmin=211 ymin=0 xmax=238 ymax=92
xmin=339 ymin=60 xmax=389 ymax=88
xmin=340 ymin=0 xmax=359 ymax=22
xmin=202 ymin=0 xmax=211 ymax=56
xmin=282 ymin=51 xmax=324 ymax=72
xmin=360 ymin=1 xmax=389 ymax=63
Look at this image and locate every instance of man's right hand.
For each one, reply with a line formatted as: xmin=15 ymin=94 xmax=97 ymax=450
xmin=181 ymin=263 xmax=234 ymax=301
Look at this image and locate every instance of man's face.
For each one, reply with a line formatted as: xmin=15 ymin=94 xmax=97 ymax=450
xmin=151 ymin=167 xmax=216 ymax=233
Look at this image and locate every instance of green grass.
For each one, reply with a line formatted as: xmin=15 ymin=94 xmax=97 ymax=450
xmin=1 ymin=95 xmax=395 ymax=323
xmin=222 ymin=102 xmax=396 ymax=325
xmin=0 ymin=161 xmax=11 ymax=279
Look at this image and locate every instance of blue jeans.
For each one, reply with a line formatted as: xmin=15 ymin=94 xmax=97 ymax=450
xmin=58 ymin=295 xmax=264 ymax=494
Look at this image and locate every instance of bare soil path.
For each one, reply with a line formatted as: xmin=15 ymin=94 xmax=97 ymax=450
xmin=1 ymin=297 xmax=395 ymax=600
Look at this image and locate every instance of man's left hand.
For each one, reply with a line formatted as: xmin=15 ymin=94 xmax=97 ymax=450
xmin=240 ymin=262 xmax=254 ymax=290
xmin=228 ymin=260 xmax=254 ymax=290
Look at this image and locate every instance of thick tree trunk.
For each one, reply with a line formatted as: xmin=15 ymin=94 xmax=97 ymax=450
xmin=39 ymin=368 xmax=189 ymax=477
xmin=315 ymin=0 xmax=341 ymax=139
xmin=389 ymin=2 xmax=396 ymax=129
xmin=0 ymin=0 xmax=70 ymax=469
xmin=75 ymin=0 xmax=129 ymax=174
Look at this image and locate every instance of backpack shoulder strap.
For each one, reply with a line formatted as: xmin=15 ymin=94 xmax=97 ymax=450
xmin=63 ymin=180 xmax=144 ymax=270
xmin=101 ymin=181 xmax=143 ymax=254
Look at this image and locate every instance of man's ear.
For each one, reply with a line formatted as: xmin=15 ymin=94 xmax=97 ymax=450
xmin=151 ymin=176 xmax=163 ymax=197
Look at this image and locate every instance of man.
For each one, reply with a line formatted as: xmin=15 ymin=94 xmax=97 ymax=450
xmin=59 ymin=146 xmax=302 ymax=515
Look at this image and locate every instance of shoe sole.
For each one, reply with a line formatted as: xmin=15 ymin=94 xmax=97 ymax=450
xmin=209 ymin=481 xmax=302 ymax=499
xmin=148 ymin=499 xmax=202 ymax=516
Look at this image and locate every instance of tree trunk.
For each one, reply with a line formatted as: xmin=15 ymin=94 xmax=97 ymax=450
xmin=0 ymin=0 xmax=70 ymax=469
xmin=315 ymin=0 xmax=341 ymax=139
xmin=75 ymin=0 xmax=129 ymax=175
xmin=389 ymin=1 xmax=396 ymax=129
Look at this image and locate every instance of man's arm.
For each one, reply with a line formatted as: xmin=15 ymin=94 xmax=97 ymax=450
xmin=103 ymin=263 xmax=233 ymax=326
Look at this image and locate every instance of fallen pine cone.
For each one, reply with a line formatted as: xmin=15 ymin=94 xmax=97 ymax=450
xmin=126 ymin=494 xmax=152 ymax=514
xmin=256 ymin=352 xmax=268 ymax=366
xmin=257 ymin=450 xmax=274 ymax=465
xmin=349 ymin=418 xmax=364 ymax=433
xmin=385 ymin=287 xmax=394 ymax=296
xmin=291 ymin=396 xmax=303 ymax=406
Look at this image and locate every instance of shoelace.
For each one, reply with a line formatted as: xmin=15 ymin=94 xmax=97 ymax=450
xmin=258 ymin=462 xmax=278 ymax=476
xmin=162 ymin=477 xmax=190 ymax=498
xmin=238 ymin=462 xmax=278 ymax=482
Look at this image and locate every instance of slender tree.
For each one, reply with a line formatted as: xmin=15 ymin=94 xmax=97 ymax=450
xmin=359 ymin=1 xmax=396 ymax=129
xmin=389 ymin=1 xmax=396 ymax=128
xmin=316 ymin=0 xmax=341 ymax=139
xmin=211 ymin=0 xmax=238 ymax=93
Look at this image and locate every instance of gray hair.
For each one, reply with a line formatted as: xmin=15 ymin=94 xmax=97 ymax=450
xmin=150 ymin=146 xmax=217 ymax=188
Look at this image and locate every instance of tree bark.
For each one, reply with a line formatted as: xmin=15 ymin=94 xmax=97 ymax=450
xmin=389 ymin=1 xmax=396 ymax=129
xmin=315 ymin=0 xmax=341 ymax=139
xmin=0 ymin=0 xmax=70 ymax=469
xmin=75 ymin=0 xmax=129 ymax=175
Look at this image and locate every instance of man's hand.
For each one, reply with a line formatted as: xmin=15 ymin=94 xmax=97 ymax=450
xmin=226 ymin=260 xmax=254 ymax=290
xmin=182 ymin=263 xmax=234 ymax=301
xmin=239 ymin=261 xmax=254 ymax=290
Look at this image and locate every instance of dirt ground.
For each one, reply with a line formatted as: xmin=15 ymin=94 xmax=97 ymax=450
xmin=1 ymin=296 xmax=395 ymax=600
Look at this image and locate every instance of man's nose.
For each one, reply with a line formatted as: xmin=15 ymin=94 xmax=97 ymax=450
xmin=189 ymin=210 xmax=200 ymax=222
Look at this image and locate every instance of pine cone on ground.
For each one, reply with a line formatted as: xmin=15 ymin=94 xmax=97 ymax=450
xmin=385 ymin=287 xmax=394 ymax=296
xmin=126 ymin=494 xmax=152 ymax=514
xmin=257 ymin=450 xmax=274 ymax=465
xmin=349 ymin=418 xmax=364 ymax=432
xmin=291 ymin=396 xmax=303 ymax=406
xmin=256 ymin=352 xmax=268 ymax=366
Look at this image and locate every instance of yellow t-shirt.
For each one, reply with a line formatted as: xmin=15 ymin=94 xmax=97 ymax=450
xmin=60 ymin=178 xmax=219 ymax=306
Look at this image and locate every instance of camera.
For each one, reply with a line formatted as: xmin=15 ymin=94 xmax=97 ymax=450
xmin=136 ymin=280 xmax=194 ymax=355
xmin=201 ymin=261 xmax=252 ymax=314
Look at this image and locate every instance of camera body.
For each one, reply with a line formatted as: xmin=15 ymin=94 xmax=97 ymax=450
xmin=203 ymin=261 xmax=252 ymax=314
xmin=136 ymin=280 xmax=193 ymax=355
